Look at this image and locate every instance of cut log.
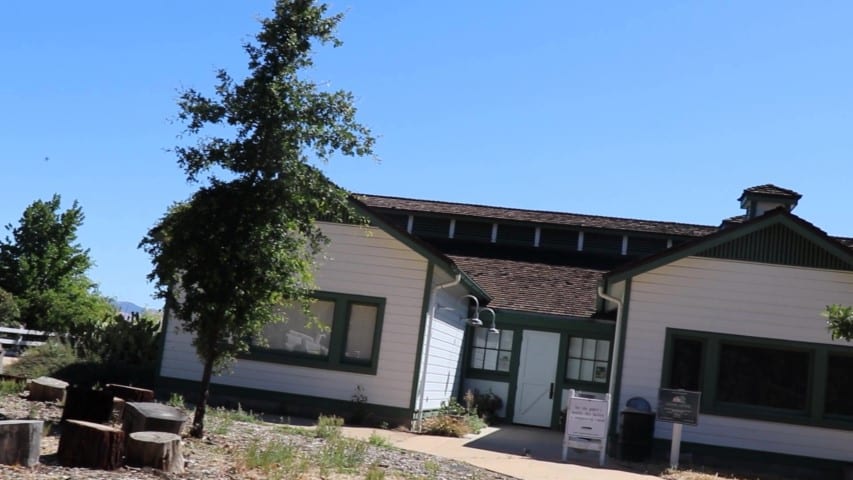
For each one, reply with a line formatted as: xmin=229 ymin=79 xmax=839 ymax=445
xmin=126 ymin=431 xmax=184 ymax=473
xmin=0 ymin=420 xmax=43 ymax=467
xmin=122 ymin=402 xmax=187 ymax=435
xmin=57 ymin=419 xmax=124 ymax=470
xmin=61 ymin=387 xmax=114 ymax=423
xmin=112 ymin=397 xmax=126 ymax=424
xmin=28 ymin=376 xmax=68 ymax=403
xmin=106 ymin=384 xmax=155 ymax=403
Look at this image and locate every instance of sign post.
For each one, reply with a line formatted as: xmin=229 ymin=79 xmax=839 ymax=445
xmin=562 ymin=389 xmax=610 ymax=466
xmin=657 ymin=388 xmax=701 ymax=469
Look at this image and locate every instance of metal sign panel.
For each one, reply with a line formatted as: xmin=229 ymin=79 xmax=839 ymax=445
xmin=657 ymin=388 xmax=701 ymax=426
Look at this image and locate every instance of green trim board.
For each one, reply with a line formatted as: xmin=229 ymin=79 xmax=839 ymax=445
xmin=156 ymin=376 xmax=413 ymax=427
xmin=242 ymin=291 xmax=385 ymax=375
xmin=660 ymin=328 xmax=853 ymax=431
xmin=606 ymin=210 xmax=853 ymax=283
xmin=408 ymin=262 xmax=435 ymax=412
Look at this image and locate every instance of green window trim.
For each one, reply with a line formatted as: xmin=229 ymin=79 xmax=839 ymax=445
xmin=244 ymin=291 xmax=385 ymax=375
xmin=661 ymin=328 xmax=853 ymax=430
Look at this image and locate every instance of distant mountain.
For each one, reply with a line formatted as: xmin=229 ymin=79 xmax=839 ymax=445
xmin=112 ymin=300 xmax=145 ymax=314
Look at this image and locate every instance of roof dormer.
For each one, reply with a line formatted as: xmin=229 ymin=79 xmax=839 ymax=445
xmin=738 ymin=184 xmax=801 ymax=219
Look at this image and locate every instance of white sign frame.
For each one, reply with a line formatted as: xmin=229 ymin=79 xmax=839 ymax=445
xmin=562 ymin=389 xmax=611 ymax=466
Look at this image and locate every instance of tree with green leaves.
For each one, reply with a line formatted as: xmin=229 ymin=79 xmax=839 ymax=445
xmin=824 ymin=304 xmax=853 ymax=341
xmin=0 ymin=195 xmax=112 ymax=331
xmin=141 ymin=0 xmax=374 ymax=438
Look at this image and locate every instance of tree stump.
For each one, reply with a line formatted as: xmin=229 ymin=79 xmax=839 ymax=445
xmin=62 ymin=387 xmax=115 ymax=423
xmin=28 ymin=377 xmax=68 ymax=402
xmin=122 ymin=402 xmax=187 ymax=435
xmin=112 ymin=397 xmax=126 ymax=424
xmin=106 ymin=384 xmax=155 ymax=402
xmin=126 ymin=431 xmax=184 ymax=473
xmin=57 ymin=419 xmax=124 ymax=470
xmin=0 ymin=420 xmax=43 ymax=467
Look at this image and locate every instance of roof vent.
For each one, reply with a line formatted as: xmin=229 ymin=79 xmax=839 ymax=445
xmin=738 ymin=184 xmax=801 ymax=220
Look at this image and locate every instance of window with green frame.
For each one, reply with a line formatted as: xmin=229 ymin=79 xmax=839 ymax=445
xmin=566 ymin=336 xmax=610 ymax=384
xmin=469 ymin=328 xmax=513 ymax=374
xmin=248 ymin=292 xmax=384 ymax=374
xmin=662 ymin=329 xmax=853 ymax=429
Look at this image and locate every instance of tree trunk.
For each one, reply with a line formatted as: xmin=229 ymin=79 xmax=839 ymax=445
xmin=122 ymin=402 xmax=187 ymax=435
xmin=57 ymin=419 xmax=124 ymax=470
xmin=126 ymin=431 xmax=184 ymax=473
xmin=0 ymin=420 xmax=43 ymax=467
xmin=61 ymin=387 xmax=114 ymax=423
xmin=106 ymin=384 xmax=155 ymax=403
xmin=28 ymin=377 xmax=68 ymax=403
xmin=190 ymin=355 xmax=215 ymax=438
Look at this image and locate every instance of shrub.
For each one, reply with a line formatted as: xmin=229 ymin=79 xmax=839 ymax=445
xmin=318 ymin=437 xmax=367 ymax=473
xmin=0 ymin=379 xmax=25 ymax=395
xmin=367 ymin=431 xmax=391 ymax=448
xmin=421 ymin=414 xmax=469 ymax=437
xmin=315 ymin=414 xmax=344 ymax=439
xmin=6 ymin=339 xmax=78 ymax=379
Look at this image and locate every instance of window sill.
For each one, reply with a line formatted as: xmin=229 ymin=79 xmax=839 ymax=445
xmin=241 ymin=349 xmax=378 ymax=375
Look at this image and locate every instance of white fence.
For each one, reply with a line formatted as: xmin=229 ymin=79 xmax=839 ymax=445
xmin=0 ymin=326 xmax=54 ymax=354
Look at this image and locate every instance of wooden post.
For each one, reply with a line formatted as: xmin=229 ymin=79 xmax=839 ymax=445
xmin=0 ymin=420 xmax=43 ymax=467
xmin=61 ymin=387 xmax=115 ymax=423
xmin=126 ymin=431 xmax=184 ymax=473
xmin=106 ymin=384 xmax=155 ymax=403
xmin=670 ymin=422 xmax=683 ymax=469
xmin=58 ymin=419 xmax=125 ymax=470
xmin=28 ymin=377 xmax=68 ymax=402
xmin=123 ymin=402 xmax=187 ymax=435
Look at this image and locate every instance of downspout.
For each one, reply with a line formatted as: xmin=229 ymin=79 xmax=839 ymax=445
xmin=416 ymin=273 xmax=462 ymax=432
xmin=597 ymin=286 xmax=624 ymax=435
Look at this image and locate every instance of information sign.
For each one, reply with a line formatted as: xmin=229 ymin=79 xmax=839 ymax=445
xmin=657 ymin=388 xmax=701 ymax=426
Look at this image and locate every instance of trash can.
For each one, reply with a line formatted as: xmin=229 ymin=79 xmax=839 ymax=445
xmin=618 ymin=397 xmax=655 ymax=461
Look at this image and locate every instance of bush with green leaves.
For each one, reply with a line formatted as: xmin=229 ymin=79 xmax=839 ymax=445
xmin=0 ymin=288 xmax=20 ymax=327
xmin=6 ymin=339 xmax=79 ymax=379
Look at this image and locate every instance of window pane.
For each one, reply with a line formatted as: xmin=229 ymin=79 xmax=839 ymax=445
xmin=569 ymin=337 xmax=583 ymax=356
xmin=499 ymin=330 xmax=514 ymax=350
xmin=261 ymin=300 xmax=333 ymax=356
xmin=567 ymin=358 xmax=581 ymax=379
xmin=473 ymin=328 xmax=487 ymax=347
xmin=470 ymin=348 xmax=485 ymax=369
xmin=825 ymin=354 xmax=853 ymax=416
xmin=595 ymin=341 xmax=610 ymax=361
xmin=483 ymin=350 xmax=498 ymax=370
xmin=669 ymin=338 xmax=703 ymax=390
xmin=497 ymin=352 xmax=511 ymax=372
xmin=582 ymin=339 xmax=596 ymax=360
xmin=594 ymin=362 xmax=608 ymax=383
xmin=716 ymin=344 xmax=808 ymax=411
xmin=344 ymin=303 xmax=378 ymax=361
xmin=485 ymin=331 xmax=499 ymax=349
xmin=580 ymin=360 xmax=594 ymax=381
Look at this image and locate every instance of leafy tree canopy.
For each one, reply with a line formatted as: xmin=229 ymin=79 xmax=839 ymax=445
xmin=141 ymin=0 xmax=375 ymax=437
xmin=0 ymin=195 xmax=111 ymax=331
xmin=824 ymin=304 xmax=853 ymax=341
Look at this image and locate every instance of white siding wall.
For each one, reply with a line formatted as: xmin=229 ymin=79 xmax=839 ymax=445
xmin=620 ymin=256 xmax=853 ymax=461
xmin=416 ymin=280 xmax=470 ymax=411
xmin=159 ymin=222 xmax=429 ymax=409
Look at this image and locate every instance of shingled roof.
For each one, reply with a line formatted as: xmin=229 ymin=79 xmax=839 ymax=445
xmin=740 ymin=184 xmax=802 ymax=200
xmin=358 ymin=194 xmax=718 ymax=237
xmin=447 ymin=255 xmax=606 ymax=317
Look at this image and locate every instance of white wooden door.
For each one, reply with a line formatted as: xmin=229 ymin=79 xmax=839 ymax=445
xmin=513 ymin=330 xmax=560 ymax=427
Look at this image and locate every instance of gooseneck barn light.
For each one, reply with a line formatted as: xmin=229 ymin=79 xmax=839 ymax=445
xmin=460 ymin=294 xmax=483 ymax=326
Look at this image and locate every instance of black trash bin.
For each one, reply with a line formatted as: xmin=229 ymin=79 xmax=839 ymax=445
xmin=618 ymin=398 xmax=655 ymax=461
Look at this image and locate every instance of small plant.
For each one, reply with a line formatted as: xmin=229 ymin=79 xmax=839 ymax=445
xmin=318 ymin=436 xmax=367 ymax=473
xmin=243 ymin=438 xmax=299 ymax=472
xmin=421 ymin=414 xmax=469 ymax=437
xmin=167 ymin=392 xmax=185 ymax=409
xmin=350 ymin=384 xmax=369 ymax=424
xmin=423 ymin=459 xmax=441 ymax=478
xmin=365 ymin=464 xmax=386 ymax=480
xmin=0 ymin=379 xmax=25 ymax=395
xmin=367 ymin=431 xmax=391 ymax=448
xmin=208 ymin=404 xmax=261 ymax=434
xmin=315 ymin=414 xmax=344 ymax=439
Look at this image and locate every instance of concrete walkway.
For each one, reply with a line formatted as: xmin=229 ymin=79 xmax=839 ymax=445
xmin=342 ymin=424 xmax=661 ymax=480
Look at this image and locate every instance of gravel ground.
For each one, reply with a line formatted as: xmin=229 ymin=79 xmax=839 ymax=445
xmin=0 ymin=392 xmax=517 ymax=480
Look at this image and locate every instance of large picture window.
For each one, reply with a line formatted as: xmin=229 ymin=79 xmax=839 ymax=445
xmin=249 ymin=292 xmax=384 ymax=374
xmin=662 ymin=329 xmax=853 ymax=429
xmin=469 ymin=329 xmax=513 ymax=374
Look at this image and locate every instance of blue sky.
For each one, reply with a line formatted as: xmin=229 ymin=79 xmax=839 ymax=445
xmin=3 ymin=1 xmax=853 ymax=307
